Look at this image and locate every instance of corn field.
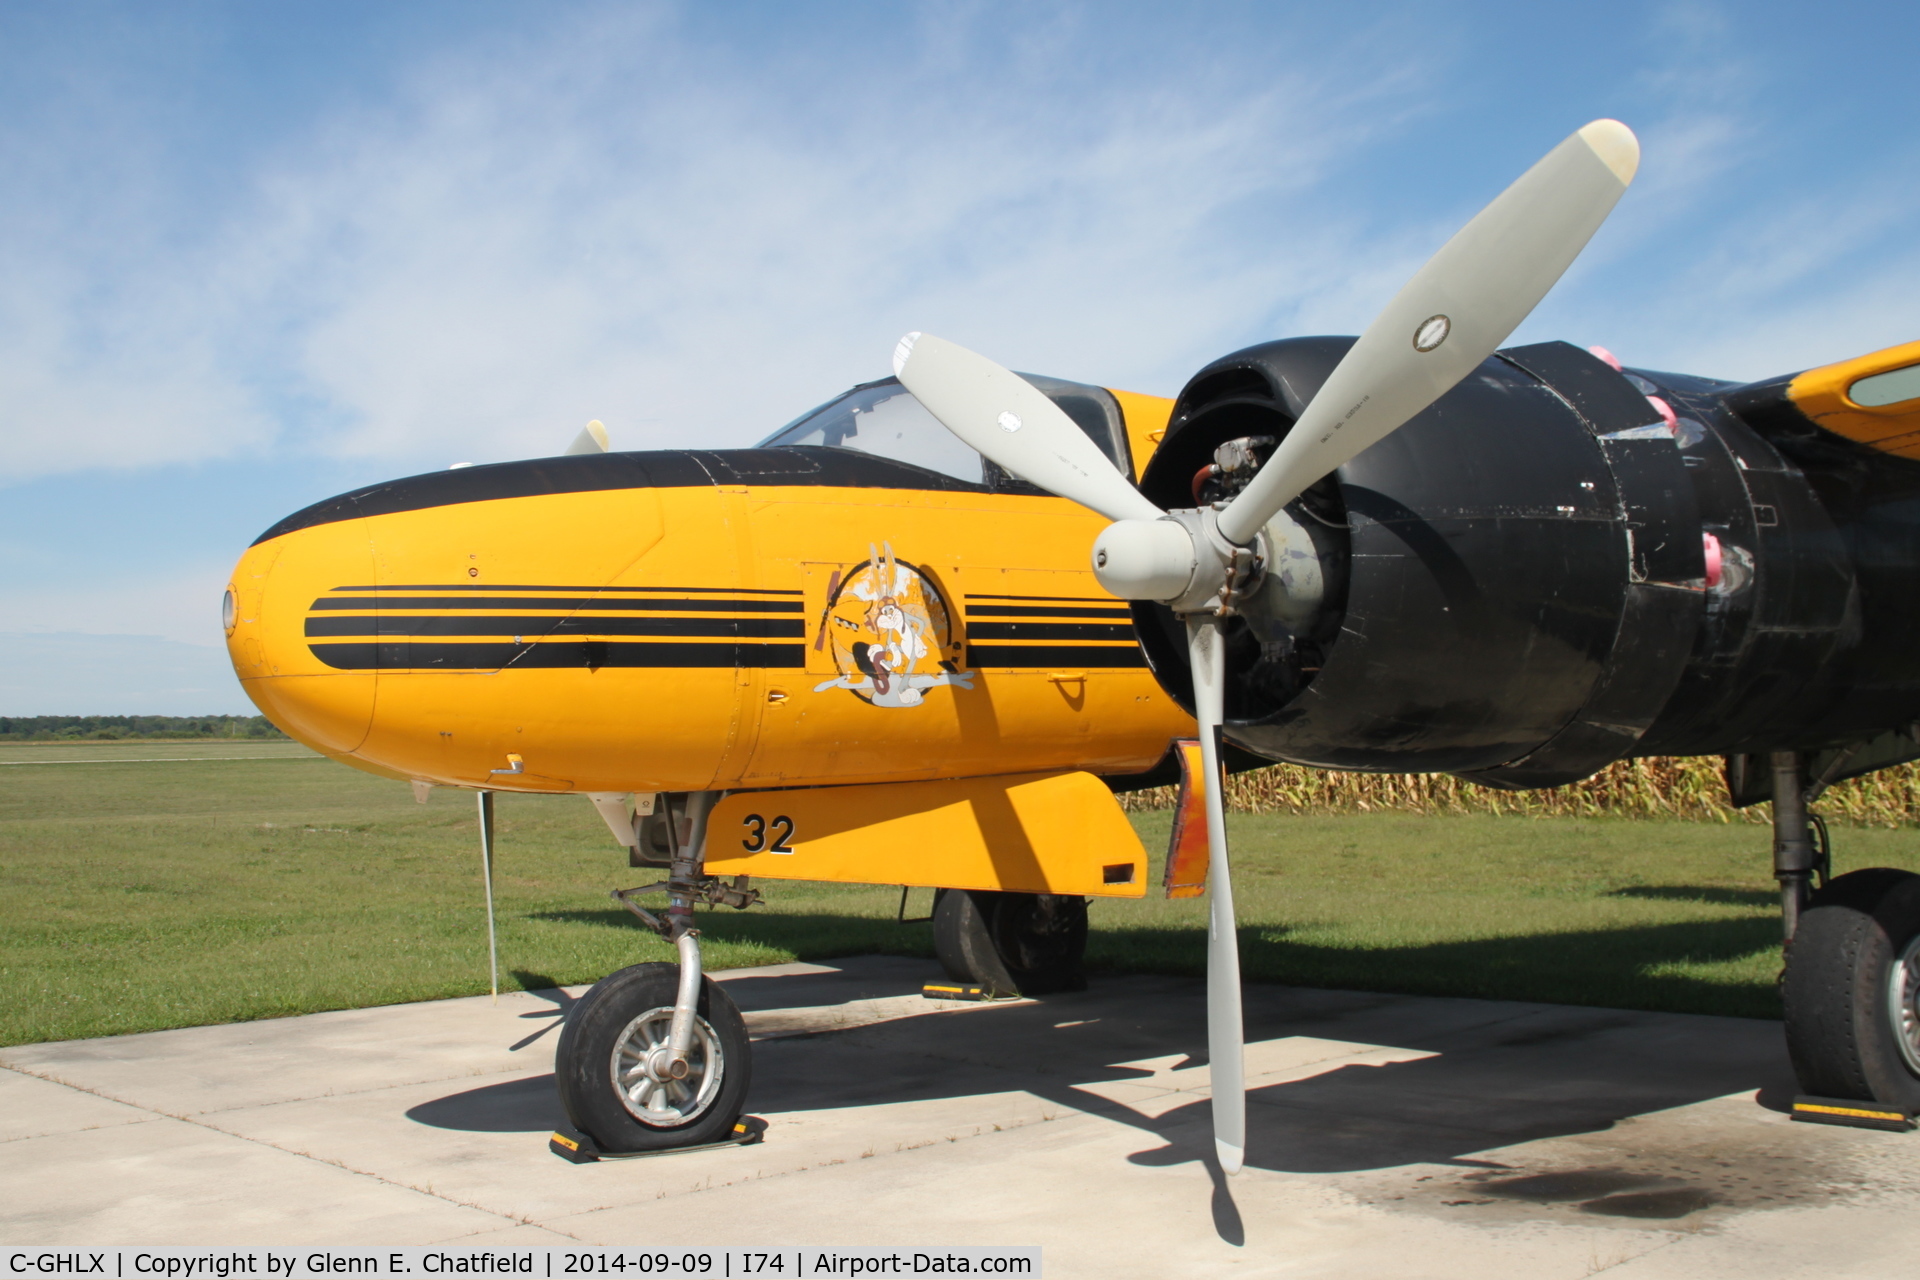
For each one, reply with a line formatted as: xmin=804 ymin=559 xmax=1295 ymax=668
xmin=1120 ymin=756 xmax=1920 ymax=827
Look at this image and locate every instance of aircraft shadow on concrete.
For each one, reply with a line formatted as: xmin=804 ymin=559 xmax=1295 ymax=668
xmin=408 ymin=1073 xmax=567 ymax=1134
xmin=528 ymin=907 xmax=934 ymax=968
xmin=408 ymin=915 xmax=1794 ymax=1180
xmin=534 ymin=904 xmax=1784 ymax=1018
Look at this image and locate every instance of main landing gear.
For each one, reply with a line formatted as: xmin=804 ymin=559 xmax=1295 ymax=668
xmin=933 ymin=889 xmax=1089 ymax=996
xmin=1770 ymin=752 xmax=1920 ymax=1119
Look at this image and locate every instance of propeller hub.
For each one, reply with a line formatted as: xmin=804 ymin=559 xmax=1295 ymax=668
xmin=1092 ymin=510 xmax=1267 ymax=615
xmin=1091 ymin=518 xmax=1196 ymax=601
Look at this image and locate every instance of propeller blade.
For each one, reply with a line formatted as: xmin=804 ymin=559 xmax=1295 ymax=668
xmin=565 ymin=419 xmax=610 ymax=455
xmin=1188 ymin=613 xmax=1245 ymax=1173
xmin=894 ymin=332 xmax=1164 ymax=524
xmin=1216 ymin=119 xmax=1639 ymax=546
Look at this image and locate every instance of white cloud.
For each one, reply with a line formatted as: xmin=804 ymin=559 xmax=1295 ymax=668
xmin=5 ymin=0 xmax=1915 ymax=493
xmin=0 ymin=4 xmax=1445 ymax=482
xmin=241 ymin=16 xmax=1433 ymax=463
xmin=1501 ymin=2 xmax=1920 ymax=383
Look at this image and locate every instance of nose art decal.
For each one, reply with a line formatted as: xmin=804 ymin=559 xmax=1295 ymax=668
xmin=812 ymin=543 xmax=973 ymax=707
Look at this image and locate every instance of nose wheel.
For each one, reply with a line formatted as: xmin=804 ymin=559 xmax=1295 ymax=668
xmin=556 ymin=962 xmax=752 ymax=1152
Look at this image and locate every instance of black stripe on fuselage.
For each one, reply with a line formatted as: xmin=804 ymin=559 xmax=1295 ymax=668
xmin=253 ymin=447 xmax=1001 ymax=546
xmin=965 ymin=594 xmax=1115 ymax=603
xmin=309 ymin=595 xmax=805 ymax=613
xmin=965 ymin=605 xmax=1131 ymax=620
xmin=965 ymin=643 xmax=1147 ymax=668
xmin=306 ymin=639 xmax=1144 ymax=670
xmin=326 ymin=583 xmax=802 ymax=594
xmin=305 ymin=615 xmax=807 ymax=639
xmin=965 ymin=622 xmax=1134 ymax=642
xmin=308 ymin=641 xmax=807 ymax=670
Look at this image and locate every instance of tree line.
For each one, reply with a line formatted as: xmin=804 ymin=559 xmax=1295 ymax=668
xmin=0 ymin=715 xmax=289 ymax=741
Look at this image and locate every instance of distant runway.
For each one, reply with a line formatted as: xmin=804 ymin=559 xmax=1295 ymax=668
xmin=4 ymin=956 xmax=1916 ymax=1276
xmin=0 ymin=755 xmax=323 ymax=764
xmin=0 ymin=740 xmax=321 ymax=764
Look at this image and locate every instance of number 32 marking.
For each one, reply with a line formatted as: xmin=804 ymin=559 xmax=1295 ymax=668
xmin=741 ymin=813 xmax=796 ymax=854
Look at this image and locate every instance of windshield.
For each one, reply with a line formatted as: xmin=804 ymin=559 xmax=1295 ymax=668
xmin=758 ymin=381 xmax=983 ymax=484
xmin=759 ymin=375 xmax=1128 ymax=488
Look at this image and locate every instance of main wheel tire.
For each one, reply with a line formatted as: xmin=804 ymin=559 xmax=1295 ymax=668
xmin=1782 ymin=868 xmax=1920 ymax=1109
xmin=933 ymin=889 xmax=1088 ymax=996
xmin=555 ymin=962 xmax=751 ymax=1152
xmin=1811 ymin=866 xmax=1916 ymax=912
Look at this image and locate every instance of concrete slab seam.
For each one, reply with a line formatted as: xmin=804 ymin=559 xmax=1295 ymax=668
xmin=1583 ymin=1230 xmax=1689 ymax=1275
xmin=0 ymin=1045 xmax=562 ymax=1115
xmin=609 ymin=1108 xmax=1083 ymax=1210
xmin=0 ymin=1059 xmax=558 ymax=1235
xmin=0 ymin=1065 xmax=164 ymax=1145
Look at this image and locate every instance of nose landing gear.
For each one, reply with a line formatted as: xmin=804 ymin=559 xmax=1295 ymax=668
xmin=556 ymin=792 xmax=758 ymax=1154
xmin=556 ymin=960 xmax=752 ymax=1152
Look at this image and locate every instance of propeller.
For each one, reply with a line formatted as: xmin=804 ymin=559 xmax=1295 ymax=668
xmin=1214 ymin=119 xmax=1638 ymax=546
xmin=892 ymin=333 xmax=1162 ymax=523
xmin=565 ymin=419 xmax=611 ymax=455
xmin=896 ymin=120 xmax=1639 ymax=1174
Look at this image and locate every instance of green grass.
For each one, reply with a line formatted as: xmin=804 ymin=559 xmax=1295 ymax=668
xmin=0 ymin=744 xmax=931 ymax=1045
xmin=4 ymin=745 xmax=1919 ymax=1045
xmin=1090 ymin=811 xmax=1920 ymax=1019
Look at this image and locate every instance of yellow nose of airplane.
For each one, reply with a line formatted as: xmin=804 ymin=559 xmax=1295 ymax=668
xmin=222 ymin=452 xmax=715 ymax=791
xmin=225 ymin=519 xmax=380 ymax=759
xmin=225 ymin=437 xmax=1186 ymax=797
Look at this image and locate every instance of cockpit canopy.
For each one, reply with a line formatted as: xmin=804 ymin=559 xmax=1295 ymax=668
xmin=759 ymin=374 xmax=1130 ymax=487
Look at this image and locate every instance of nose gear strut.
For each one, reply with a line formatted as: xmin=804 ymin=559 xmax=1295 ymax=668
xmin=606 ymin=792 xmax=763 ymax=1078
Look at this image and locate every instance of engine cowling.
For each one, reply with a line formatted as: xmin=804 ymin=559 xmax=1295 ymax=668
xmin=1128 ymin=336 xmax=1920 ymax=787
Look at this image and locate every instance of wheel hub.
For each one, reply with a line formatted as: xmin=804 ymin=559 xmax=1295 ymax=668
xmin=611 ymin=1005 xmax=724 ymax=1124
xmin=995 ymin=895 xmax=1079 ymax=972
xmin=1891 ymin=934 xmax=1920 ymax=1077
xmin=645 ymin=1046 xmax=691 ymax=1081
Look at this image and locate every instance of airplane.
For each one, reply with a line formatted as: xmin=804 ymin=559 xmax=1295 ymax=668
xmin=223 ymin=118 xmax=1920 ymax=1169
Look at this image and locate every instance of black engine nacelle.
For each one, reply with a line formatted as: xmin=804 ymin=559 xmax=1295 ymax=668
xmin=1130 ymin=337 xmax=1920 ymax=787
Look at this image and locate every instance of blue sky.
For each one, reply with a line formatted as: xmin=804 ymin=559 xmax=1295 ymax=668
xmin=2 ymin=0 xmax=1916 ymax=714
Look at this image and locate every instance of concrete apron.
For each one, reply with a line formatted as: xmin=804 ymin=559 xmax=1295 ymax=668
xmin=3 ymin=956 xmax=1917 ymax=1277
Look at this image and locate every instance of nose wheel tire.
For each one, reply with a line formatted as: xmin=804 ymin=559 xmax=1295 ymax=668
xmin=556 ymin=962 xmax=752 ymax=1152
xmin=933 ymin=889 xmax=1088 ymax=996
xmin=1783 ymin=869 xmax=1920 ymax=1111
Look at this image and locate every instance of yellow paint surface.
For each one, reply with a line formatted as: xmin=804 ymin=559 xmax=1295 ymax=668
xmin=1789 ymin=338 xmax=1920 ymax=458
xmin=231 ymin=475 xmax=1193 ymax=796
xmin=705 ymin=770 xmax=1148 ymax=897
xmin=1110 ymin=388 xmax=1174 ymax=480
